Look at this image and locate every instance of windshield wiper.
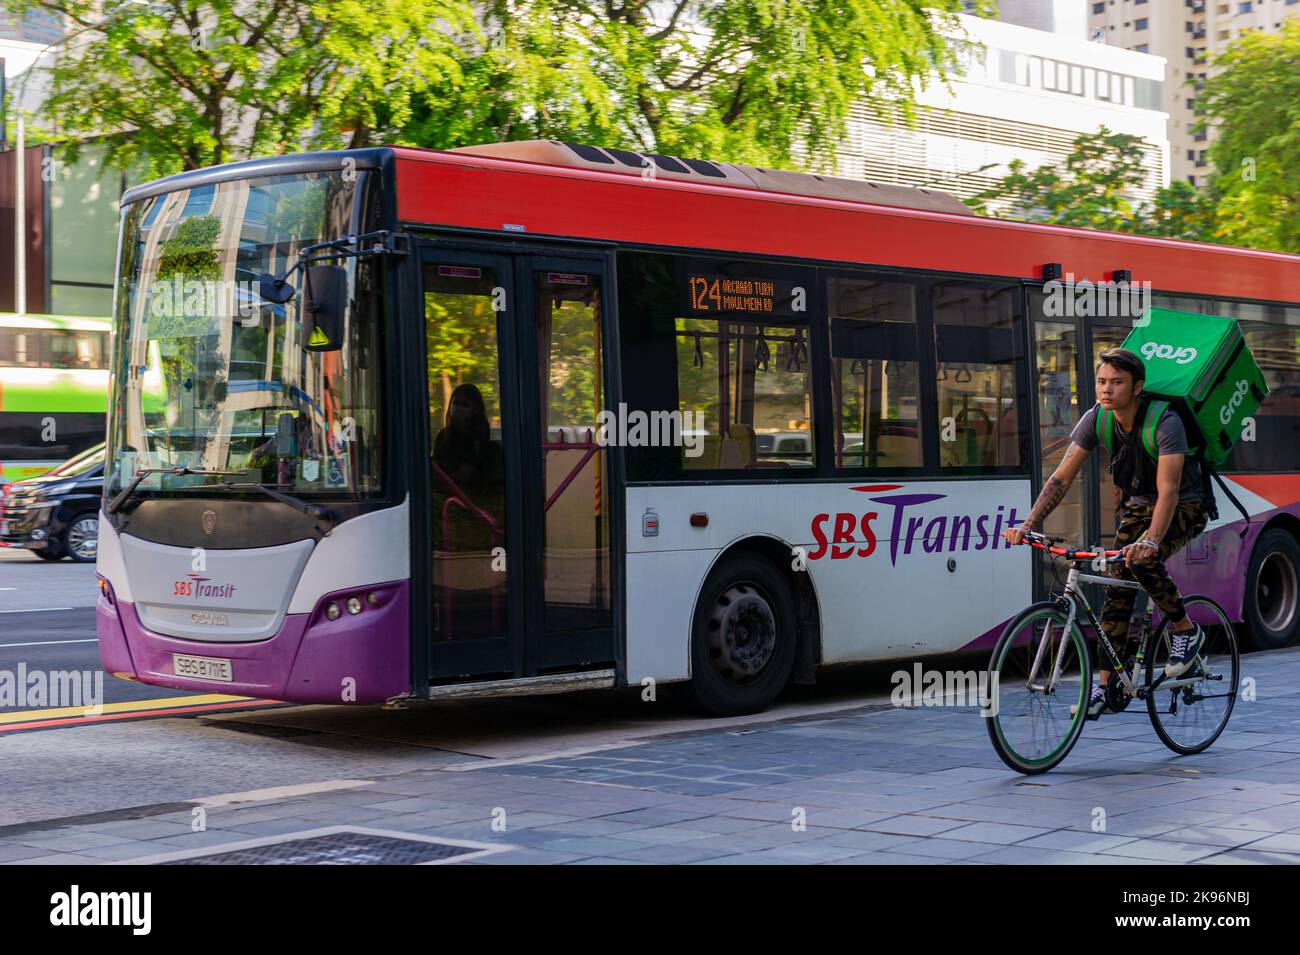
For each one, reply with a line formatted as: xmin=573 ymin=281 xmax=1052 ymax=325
xmin=174 ymin=481 xmax=339 ymax=523
xmin=106 ymin=467 xmax=251 ymax=515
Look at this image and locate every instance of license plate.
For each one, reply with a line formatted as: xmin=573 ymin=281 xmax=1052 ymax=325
xmin=172 ymin=653 xmax=233 ymax=682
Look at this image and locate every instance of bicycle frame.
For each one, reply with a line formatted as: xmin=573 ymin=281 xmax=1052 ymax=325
xmin=1034 ymin=565 xmax=1207 ymax=699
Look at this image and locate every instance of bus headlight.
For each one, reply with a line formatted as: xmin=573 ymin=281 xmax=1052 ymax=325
xmin=325 ymin=602 xmax=341 ymax=621
xmin=346 ymin=597 xmax=363 ymax=615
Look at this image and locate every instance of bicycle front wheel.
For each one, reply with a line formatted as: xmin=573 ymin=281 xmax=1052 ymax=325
xmin=986 ymin=602 xmax=1092 ymax=775
xmin=1144 ymin=595 xmax=1240 ymax=755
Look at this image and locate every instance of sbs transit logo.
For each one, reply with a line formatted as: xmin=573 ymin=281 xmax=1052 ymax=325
xmin=1139 ymin=341 xmax=1197 ymax=365
xmin=806 ymin=484 xmax=1022 ymax=566
xmin=171 ymin=573 xmax=237 ymax=599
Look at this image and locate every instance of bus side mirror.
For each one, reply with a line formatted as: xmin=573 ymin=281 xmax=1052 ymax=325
xmin=301 ymin=265 xmax=347 ymax=352
xmin=257 ymin=272 xmax=296 ymax=305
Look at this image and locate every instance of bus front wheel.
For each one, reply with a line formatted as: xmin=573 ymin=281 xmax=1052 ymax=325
xmin=684 ymin=552 xmax=797 ymax=717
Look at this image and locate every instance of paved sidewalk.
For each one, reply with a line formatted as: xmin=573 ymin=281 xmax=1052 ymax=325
xmin=4 ymin=647 xmax=1300 ymax=865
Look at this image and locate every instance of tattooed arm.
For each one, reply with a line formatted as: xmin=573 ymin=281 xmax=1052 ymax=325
xmin=1004 ymin=442 xmax=1090 ymax=545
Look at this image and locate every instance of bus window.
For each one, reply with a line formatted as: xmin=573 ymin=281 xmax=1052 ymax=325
xmin=47 ymin=329 xmax=108 ymax=369
xmin=0 ymin=329 xmax=36 ymax=366
xmin=1224 ymin=311 xmax=1300 ymax=472
xmin=675 ymin=317 xmax=814 ymax=470
xmin=932 ymin=281 xmax=1023 ymax=470
xmin=0 ymin=328 xmax=108 ymax=369
xmin=827 ymin=276 xmax=923 ymax=470
xmin=617 ymin=251 xmax=816 ymax=477
xmin=535 ymin=271 xmax=611 ymax=630
xmin=425 ymin=265 xmax=508 ymax=642
xmin=1033 ymin=316 xmax=1085 ymax=556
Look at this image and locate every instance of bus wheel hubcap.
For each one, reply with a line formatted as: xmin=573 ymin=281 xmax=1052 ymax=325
xmin=709 ymin=583 xmax=776 ymax=682
xmin=1259 ymin=551 xmax=1298 ymax=634
xmin=68 ymin=519 xmax=98 ymax=560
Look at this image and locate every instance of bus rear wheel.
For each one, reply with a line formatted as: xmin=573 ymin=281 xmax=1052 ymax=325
xmin=685 ymin=553 xmax=797 ymax=716
xmin=1244 ymin=528 xmax=1300 ymax=650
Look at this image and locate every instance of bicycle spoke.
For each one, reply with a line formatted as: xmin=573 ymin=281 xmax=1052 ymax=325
xmin=988 ymin=608 xmax=1088 ymax=771
xmin=1146 ymin=597 xmax=1240 ymax=755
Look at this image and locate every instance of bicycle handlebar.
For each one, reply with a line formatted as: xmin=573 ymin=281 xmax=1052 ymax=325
xmin=1015 ymin=530 xmax=1127 ymax=564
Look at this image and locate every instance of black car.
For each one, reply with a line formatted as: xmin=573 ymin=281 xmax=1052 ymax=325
xmin=0 ymin=443 xmax=104 ymax=562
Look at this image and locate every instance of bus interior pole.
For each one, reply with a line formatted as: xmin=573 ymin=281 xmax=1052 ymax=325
xmin=15 ymin=112 xmax=24 ymax=317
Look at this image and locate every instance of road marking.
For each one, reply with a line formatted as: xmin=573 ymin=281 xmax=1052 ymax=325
xmin=0 ymin=693 xmax=259 ymax=725
xmin=0 ymin=607 xmax=75 ymax=614
xmin=0 ymin=699 xmax=284 ymax=733
xmin=0 ymin=587 xmax=17 ymax=591
xmin=1 ymin=638 xmax=98 ymax=647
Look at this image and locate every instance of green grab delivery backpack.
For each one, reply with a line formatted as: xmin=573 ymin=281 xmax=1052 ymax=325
xmin=1094 ymin=397 xmax=1239 ymax=524
xmin=1118 ymin=307 xmax=1268 ymax=466
xmin=1093 ymin=307 xmax=1271 ymax=524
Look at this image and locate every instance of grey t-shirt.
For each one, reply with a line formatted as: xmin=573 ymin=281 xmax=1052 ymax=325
xmin=1071 ymin=404 xmax=1204 ymax=504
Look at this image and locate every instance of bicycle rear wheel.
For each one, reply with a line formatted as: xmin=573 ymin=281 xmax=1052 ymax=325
xmin=986 ymin=602 xmax=1092 ymax=774
xmin=1144 ymin=595 xmax=1239 ymax=755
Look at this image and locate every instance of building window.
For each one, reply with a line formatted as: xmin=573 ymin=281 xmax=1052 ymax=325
xmin=1238 ymin=1 xmax=1252 ymax=12
xmin=1135 ymin=43 xmax=1150 ymax=51
xmin=1093 ymin=1 xmax=1105 ymax=11
xmin=1136 ymin=18 xmax=1149 ymax=29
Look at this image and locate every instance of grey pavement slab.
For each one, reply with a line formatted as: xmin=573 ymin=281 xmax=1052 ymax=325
xmin=6 ymin=644 xmax=1300 ymax=865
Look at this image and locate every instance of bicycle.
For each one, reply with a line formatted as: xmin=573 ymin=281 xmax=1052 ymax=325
xmin=985 ymin=531 xmax=1240 ymax=775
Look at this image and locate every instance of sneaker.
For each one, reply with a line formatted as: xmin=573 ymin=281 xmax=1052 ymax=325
xmin=1071 ymin=683 xmax=1109 ymax=720
xmin=1164 ymin=624 xmax=1205 ymax=678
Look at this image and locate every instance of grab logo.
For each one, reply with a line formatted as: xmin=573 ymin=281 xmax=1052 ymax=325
xmin=1140 ymin=341 xmax=1197 ymax=364
xmin=1219 ymin=379 xmax=1250 ymax=425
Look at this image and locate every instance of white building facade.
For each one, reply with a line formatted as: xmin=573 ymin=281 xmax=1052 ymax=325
xmin=838 ymin=14 xmax=1170 ymax=211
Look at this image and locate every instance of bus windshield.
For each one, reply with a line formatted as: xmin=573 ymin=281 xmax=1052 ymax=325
xmin=107 ymin=170 xmax=383 ymax=501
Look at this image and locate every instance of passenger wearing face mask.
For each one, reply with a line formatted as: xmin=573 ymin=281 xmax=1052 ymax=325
xmin=433 ymin=383 xmax=492 ymax=490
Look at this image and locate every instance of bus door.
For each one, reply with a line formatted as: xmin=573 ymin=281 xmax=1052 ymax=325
xmin=419 ymin=248 xmax=615 ymax=681
xmin=1029 ymin=291 xmax=1088 ymax=598
xmin=1030 ymin=292 xmax=1133 ymax=598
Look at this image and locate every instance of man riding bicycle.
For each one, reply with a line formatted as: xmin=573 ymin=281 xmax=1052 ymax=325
xmin=1003 ymin=347 xmax=1209 ymax=719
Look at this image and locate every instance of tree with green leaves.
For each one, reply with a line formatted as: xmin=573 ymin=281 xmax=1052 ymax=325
xmin=1198 ymin=19 xmax=1300 ymax=254
xmin=403 ymin=0 xmax=991 ymax=167
xmin=966 ymin=127 xmax=1219 ymax=243
xmin=10 ymin=0 xmax=989 ymax=177
xmin=8 ymin=0 xmax=475 ymax=177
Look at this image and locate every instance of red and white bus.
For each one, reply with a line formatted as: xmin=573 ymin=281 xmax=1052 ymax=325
xmin=96 ymin=140 xmax=1300 ymax=715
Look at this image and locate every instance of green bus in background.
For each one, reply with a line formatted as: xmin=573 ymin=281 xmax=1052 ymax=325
xmin=0 ymin=313 xmax=115 ymax=481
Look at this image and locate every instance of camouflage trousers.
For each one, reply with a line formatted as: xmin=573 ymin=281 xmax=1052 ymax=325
xmin=1098 ymin=499 xmax=1210 ymax=667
